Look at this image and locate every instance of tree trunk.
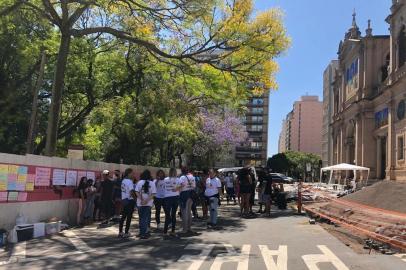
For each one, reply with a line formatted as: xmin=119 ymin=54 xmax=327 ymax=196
xmin=45 ymin=33 xmax=71 ymax=156
xmin=27 ymin=51 xmax=46 ymax=154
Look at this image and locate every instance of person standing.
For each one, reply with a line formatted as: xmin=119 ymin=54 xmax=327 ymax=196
xmin=178 ymin=167 xmax=196 ymax=235
xmin=100 ymin=170 xmax=115 ymax=225
xmin=93 ymin=175 xmax=102 ymax=221
xmin=153 ymin=170 xmax=166 ymax=230
xmin=237 ymin=167 xmax=252 ymax=218
xmin=119 ymin=168 xmax=136 ymax=238
xmin=84 ymin=179 xmax=96 ymax=224
xmin=205 ymin=169 xmax=222 ymax=228
xmin=163 ymin=168 xmax=180 ymax=237
xmin=225 ymin=173 xmax=236 ymax=205
xmin=112 ymin=170 xmax=122 ymax=222
xmin=135 ymin=170 xmax=156 ymax=239
xmin=76 ymin=177 xmax=87 ymax=226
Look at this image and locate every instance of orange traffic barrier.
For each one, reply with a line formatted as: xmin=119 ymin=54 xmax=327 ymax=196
xmin=303 ymin=205 xmax=406 ymax=252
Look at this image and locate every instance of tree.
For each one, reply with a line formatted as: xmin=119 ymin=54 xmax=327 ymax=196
xmin=267 ymin=153 xmax=290 ymax=174
xmin=3 ymin=0 xmax=289 ymax=156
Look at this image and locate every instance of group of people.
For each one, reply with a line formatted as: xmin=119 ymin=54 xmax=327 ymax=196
xmin=75 ymin=166 xmax=283 ymax=239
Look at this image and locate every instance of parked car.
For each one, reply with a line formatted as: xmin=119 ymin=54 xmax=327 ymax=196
xmin=270 ymin=173 xmax=295 ymax=184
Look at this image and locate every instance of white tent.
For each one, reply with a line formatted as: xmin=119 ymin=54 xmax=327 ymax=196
xmin=320 ymin=163 xmax=370 ymax=186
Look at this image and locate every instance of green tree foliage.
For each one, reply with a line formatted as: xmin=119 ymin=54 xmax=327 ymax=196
xmin=268 ymin=151 xmax=321 ymax=179
xmin=0 ymin=0 xmax=290 ymax=167
xmin=267 ymin=153 xmax=290 ymax=174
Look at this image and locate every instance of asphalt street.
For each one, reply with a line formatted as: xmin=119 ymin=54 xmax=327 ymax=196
xmin=0 ymin=205 xmax=405 ymax=270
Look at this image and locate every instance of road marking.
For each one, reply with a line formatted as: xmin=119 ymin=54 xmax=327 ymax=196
xmin=0 ymin=241 xmax=26 ymax=266
xmin=210 ymin=244 xmax=250 ymax=270
xmin=176 ymin=244 xmax=215 ymax=270
xmin=62 ymin=230 xmax=93 ymax=252
xmin=394 ymin=253 xmax=406 ymax=263
xmin=259 ymin=245 xmax=288 ymax=270
xmin=302 ymin=245 xmax=349 ymax=270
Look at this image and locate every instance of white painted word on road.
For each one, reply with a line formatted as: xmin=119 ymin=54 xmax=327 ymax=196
xmin=176 ymin=244 xmax=349 ymax=270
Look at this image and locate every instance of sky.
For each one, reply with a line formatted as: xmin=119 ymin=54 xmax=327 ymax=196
xmin=253 ymin=0 xmax=391 ymax=157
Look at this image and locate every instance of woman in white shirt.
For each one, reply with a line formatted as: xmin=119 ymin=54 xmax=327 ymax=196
xmin=135 ymin=170 xmax=156 ymax=239
xmin=178 ymin=167 xmax=196 ymax=235
xmin=205 ymin=169 xmax=222 ymax=228
xmin=163 ymin=168 xmax=180 ymax=236
xmin=153 ymin=170 xmax=166 ymax=230
xmin=119 ymin=168 xmax=136 ymax=238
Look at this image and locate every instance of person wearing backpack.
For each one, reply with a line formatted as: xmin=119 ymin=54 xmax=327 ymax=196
xmin=178 ymin=167 xmax=196 ymax=235
xmin=237 ymin=166 xmax=252 ymax=218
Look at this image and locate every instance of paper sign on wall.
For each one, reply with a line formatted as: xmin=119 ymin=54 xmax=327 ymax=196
xmin=0 ymin=164 xmax=8 ymax=174
xmin=0 ymin=192 xmax=7 ymax=201
xmin=17 ymin=192 xmax=27 ymax=202
xmin=26 ymin=174 xmax=35 ymax=191
xmin=8 ymin=191 xmax=18 ymax=201
xmin=77 ymin=171 xmax=87 ymax=186
xmin=8 ymin=165 xmax=18 ymax=174
xmin=35 ymin=167 xmax=51 ymax=186
xmin=17 ymin=166 xmax=28 ymax=175
xmin=52 ymin=169 xmax=66 ymax=185
xmin=66 ymin=170 xmax=78 ymax=186
xmin=86 ymin=171 xmax=96 ymax=181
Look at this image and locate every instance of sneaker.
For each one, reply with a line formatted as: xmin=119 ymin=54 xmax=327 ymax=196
xmin=118 ymin=232 xmax=124 ymax=238
xmin=140 ymin=235 xmax=149 ymax=239
xmin=122 ymin=232 xmax=131 ymax=238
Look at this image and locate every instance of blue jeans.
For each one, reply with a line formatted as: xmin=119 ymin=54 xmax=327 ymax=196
xmin=138 ymin=206 xmax=151 ymax=236
xmin=163 ymin=196 xmax=179 ymax=233
xmin=209 ymin=197 xmax=219 ymax=225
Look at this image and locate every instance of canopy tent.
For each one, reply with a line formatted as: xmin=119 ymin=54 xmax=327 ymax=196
xmin=320 ymin=163 xmax=370 ymax=186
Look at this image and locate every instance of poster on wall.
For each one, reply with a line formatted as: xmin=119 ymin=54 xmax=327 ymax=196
xmin=16 ymin=165 xmax=28 ymax=191
xmin=17 ymin=192 xmax=28 ymax=202
xmin=26 ymin=174 xmax=35 ymax=191
xmin=0 ymin=191 xmax=7 ymax=201
xmin=86 ymin=171 xmax=96 ymax=181
xmin=0 ymin=164 xmax=8 ymax=191
xmin=7 ymin=165 xmax=18 ymax=190
xmin=35 ymin=167 xmax=51 ymax=186
xmin=8 ymin=191 xmax=18 ymax=201
xmin=66 ymin=170 xmax=78 ymax=186
xmin=52 ymin=169 xmax=66 ymax=185
xmin=77 ymin=171 xmax=87 ymax=186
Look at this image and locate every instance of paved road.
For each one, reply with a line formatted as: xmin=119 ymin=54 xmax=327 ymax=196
xmin=0 ymin=205 xmax=405 ymax=270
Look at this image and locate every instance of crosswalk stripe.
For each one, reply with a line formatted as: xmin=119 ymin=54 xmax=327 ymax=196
xmin=62 ymin=230 xmax=93 ymax=252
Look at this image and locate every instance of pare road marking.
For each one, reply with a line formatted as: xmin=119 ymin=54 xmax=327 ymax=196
xmin=394 ymin=253 xmax=406 ymax=263
xmin=62 ymin=230 xmax=94 ymax=252
xmin=259 ymin=245 xmax=288 ymax=270
xmin=176 ymin=244 xmax=216 ymax=270
xmin=210 ymin=244 xmax=250 ymax=270
xmin=302 ymin=245 xmax=349 ymax=270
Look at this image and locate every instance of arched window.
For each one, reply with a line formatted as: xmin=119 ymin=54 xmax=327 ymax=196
xmin=381 ymin=53 xmax=390 ymax=82
xmin=398 ymin=25 xmax=406 ymax=68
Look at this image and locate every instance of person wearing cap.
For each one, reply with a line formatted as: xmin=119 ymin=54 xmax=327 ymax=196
xmin=100 ymin=170 xmax=114 ymax=225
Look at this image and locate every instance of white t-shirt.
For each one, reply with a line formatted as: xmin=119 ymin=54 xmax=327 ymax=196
xmin=205 ymin=177 xmax=222 ymax=197
xmin=154 ymin=179 xmax=166 ymax=198
xmin=121 ymin=178 xmax=135 ymax=200
xmin=163 ymin=177 xmax=180 ymax=197
xmin=225 ymin=176 xmax=234 ymax=188
xmin=135 ymin=180 xmax=156 ymax=207
xmin=178 ymin=174 xmax=196 ymax=192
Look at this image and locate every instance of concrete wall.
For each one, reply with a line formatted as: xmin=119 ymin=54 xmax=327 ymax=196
xmin=0 ymin=153 xmax=169 ymax=230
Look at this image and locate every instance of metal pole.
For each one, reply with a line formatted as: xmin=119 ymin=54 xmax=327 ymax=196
xmin=297 ymin=178 xmax=302 ymax=214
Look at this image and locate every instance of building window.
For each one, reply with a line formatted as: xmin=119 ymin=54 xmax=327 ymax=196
xmin=398 ymin=136 xmax=404 ymax=161
xmin=252 ymin=107 xmax=264 ymax=114
xmin=252 ymin=98 xmax=264 ymax=105
xmin=251 ymin=125 xmax=263 ymax=132
xmin=398 ymin=25 xmax=406 ymax=68
xmin=252 ymin=116 xmax=263 ymax=122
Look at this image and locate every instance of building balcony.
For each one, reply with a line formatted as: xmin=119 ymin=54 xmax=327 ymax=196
xmin=235 ymin=153 xmax=263 ymax=160
xmin=235 ymin=146 xmax=262 ymax=153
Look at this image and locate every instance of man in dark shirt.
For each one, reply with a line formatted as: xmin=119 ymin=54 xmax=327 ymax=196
xmin=100 ymin=170 xmax=114 ymax=225
xmin=112 ymin=170 xmax=122 ymax=221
